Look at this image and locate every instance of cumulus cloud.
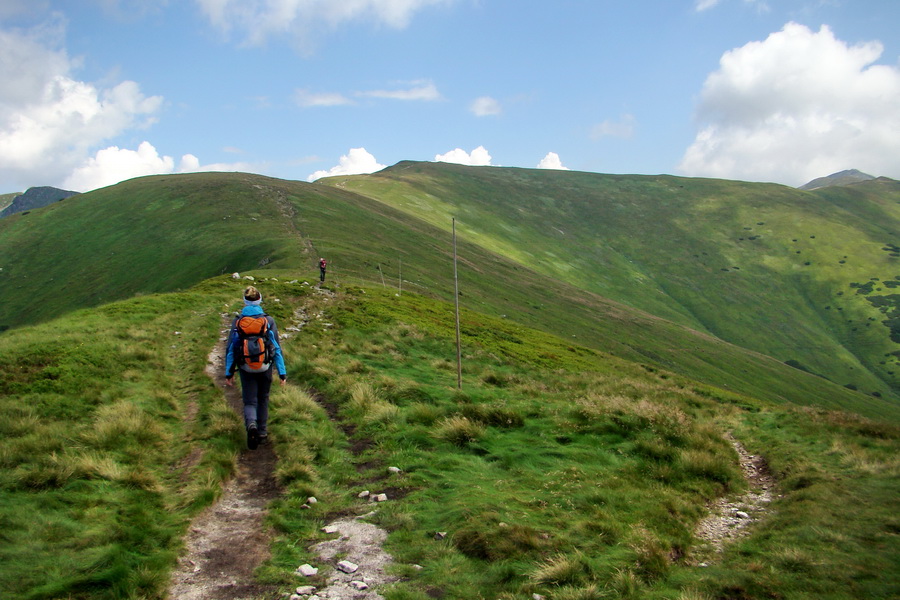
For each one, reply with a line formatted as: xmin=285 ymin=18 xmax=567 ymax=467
xmin=307 ymin=147 xmax=386 ymax=181
xmin=0 ymin=18 xmax=163 ymax=190
xmin=434 ymin=146 xmax=493 ymax=166
xmin=536 ymin=152 xmax=568 ymax=170
xmin=590 ymin=114 xmax=635 ymax=140
xmin=195 ymin=0 xmax=452 ymax=47
xmin=470 ymin=96 xmax=501 ymax=117
xmin=62 ymin=141 xmax=255 ymax=192
xmin=678 ymin=23 xmax=900 ymax=185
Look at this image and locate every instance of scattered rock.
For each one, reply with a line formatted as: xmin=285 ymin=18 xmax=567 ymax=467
xmin=693 ymin=433 xmax=777 ymax=562
xmin=322 ymin=525 xmax=340 ymax=534
xmin=434 ymin=532 xmax=447 ymax=540
xmin=388 ymin=466 xmax=402 ymax=474
xmin=297 ymin=564 xmax=318 ymax=577
xmin=307 ymin=497 xmax=318 ymax=505
xmin=351 ymin=580 xmax=369 ymax=590
xmin=296 ymin=585 xmax=317 ymax=595
xmin=337 ymin=560 xmax=359 ymax=574
xmin=358 ymin=490 xmax=371 ymax=499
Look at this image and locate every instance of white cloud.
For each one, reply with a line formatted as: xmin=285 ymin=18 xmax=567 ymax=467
xmin=694 ymin=0 xmax=769 ymax=13
xmin=470 ymin=96 xmax=501 ymax=117
xmin=307 ymin=147 xmax=386 ymax=181
xmin=678 ymin=23 xmax=900 ymax=185
xmin=195 ymin=0 xmax=452 ymax=47
xmin=294 ymin=88 xmax=353 ymax=107
xmin=63 ymin=141 xmax=256 ymax=192
xmin=435 ymin=146 xmax=492 ymax=166
xmin=357 ymin=80 xmax=441 ymax=101
xmin=0 ymin=18 xmax=163 ymax=190
xmin=694 ymin=0 xmax=720 ymax=11
xmin=536 ymin=152 xmax=568 ymax=170
xmin=590 ymin=114 xmax=635 ymax=140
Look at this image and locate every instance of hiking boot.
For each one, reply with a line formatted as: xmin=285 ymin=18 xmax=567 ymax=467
xmin=258 ymin=434 xmax=269 ymax=445
xmin=247 ymin=423 xmax=260 ymax=450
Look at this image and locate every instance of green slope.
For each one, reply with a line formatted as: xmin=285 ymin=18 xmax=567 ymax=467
xmin=322 ymin=161 xmax=900 ymax=399
xmin=0 ymin=170 xmax=897 ymax=420
xmin=2 ymin=279 xmax=897 ymax=599
xmin=0 ymin=172 xmax=312 ymax=327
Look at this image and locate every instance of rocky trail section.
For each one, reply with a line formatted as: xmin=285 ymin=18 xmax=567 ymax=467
xmin=693 ymin=433 xmax=778 ymax=562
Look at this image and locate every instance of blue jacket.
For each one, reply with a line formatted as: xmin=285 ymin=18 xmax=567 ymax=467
xmin=224 ymin=305 xmax=287 ymax=378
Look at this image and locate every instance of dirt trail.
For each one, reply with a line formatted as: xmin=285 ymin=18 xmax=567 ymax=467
xmin=166 ymin=316 xmax=281 ymax=600
xmin=692 ymin=433 xmax=778 ymax=562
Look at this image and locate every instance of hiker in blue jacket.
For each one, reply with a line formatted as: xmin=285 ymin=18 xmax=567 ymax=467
xmin=224 ymin=285 xmax=287 ymax=449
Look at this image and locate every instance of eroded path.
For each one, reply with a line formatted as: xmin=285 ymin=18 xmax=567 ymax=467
xmin=166 ymin=316 xmax=281 ymax=600
xmin=692 ymin=433 xmax=778 ymax=562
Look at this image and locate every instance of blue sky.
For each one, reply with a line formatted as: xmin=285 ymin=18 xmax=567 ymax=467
xmin=0 ymin=0 xmax=898 ymax=192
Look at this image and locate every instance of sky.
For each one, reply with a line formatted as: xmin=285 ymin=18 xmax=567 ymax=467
xmin=0 ymin=0 xmax=898 ymax=193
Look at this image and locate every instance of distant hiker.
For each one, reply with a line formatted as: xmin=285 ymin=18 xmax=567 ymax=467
xmin=319 ymin=257 xmax=327 ymax=282
xmin=224 ymin=286 xmax=287 ymax=449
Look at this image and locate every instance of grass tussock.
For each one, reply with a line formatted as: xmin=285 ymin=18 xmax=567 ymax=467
xmin=433 ymin=416 xmax=486 ymax=446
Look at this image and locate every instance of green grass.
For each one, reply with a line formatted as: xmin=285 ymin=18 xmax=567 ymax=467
xmin=325 ymin=162 xmax=900 ymax=400
xmin=0 ymin=276 xmax=306 ymax=599
xmin=1 ymin=169 xmax=896 ymax=422
xmin=1 ymin=277 xmax=898 ymax=599
xmin=262 ymin=284 xmax=900 ymax=600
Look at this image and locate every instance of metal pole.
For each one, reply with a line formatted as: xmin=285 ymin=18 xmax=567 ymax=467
xmin=453 ymin=218 xmax=462 ymax=390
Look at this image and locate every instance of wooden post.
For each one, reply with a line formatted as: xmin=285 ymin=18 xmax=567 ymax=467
xmin=453 ymin=218 xmax=462 ymax=390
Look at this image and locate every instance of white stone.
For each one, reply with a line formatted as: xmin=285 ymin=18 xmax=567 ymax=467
xmin=358 ymin=490 xmax=370 ymax=499
xmin=322 ymin=525 xmax=339 ymax=534
xmin=434 ymin=532 xmax=447 ymax=540
xmin=290 ymin=595 xmax=302 ymax=600
xmin=243 ymin=275 xmax=255 ymax=281
xmin=307 ymin=496 xmax=318 ymax=504
xmin=388 ymin=466 xmax=401 ymax=474
xmin=736 ymin=511 xmax=750 ymax=519
xmin=296 ymin=586 xmax=316 ymax=595
xmin=374 ymin=493 xmax=388 ymax=502
xmin=533 ymin=595 xmax=546 ymax=600
xmin=350 ymin=581 xmax=369 ymax=590
xmin=297 ymin=564 xmax=318 ymax=577
xmin=232 ymin=273 xmax=240 ymax=279
xmin=336 ymin=560 xmax=359 ymax=574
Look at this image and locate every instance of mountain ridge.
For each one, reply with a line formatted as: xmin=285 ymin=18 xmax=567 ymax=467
xmin=0 ymin=186 xmax=78 ymax=218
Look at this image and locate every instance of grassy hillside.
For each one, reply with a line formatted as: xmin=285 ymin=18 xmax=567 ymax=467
xmin=2 ymin=278 xmax=897 ymax=599
xmin=323 ymin=162 xmax=900 ymax=400
xmin=1 ymin=171 xmax=895 ymax=420
xmin=0 ymin=172 xmax=313 ymax=328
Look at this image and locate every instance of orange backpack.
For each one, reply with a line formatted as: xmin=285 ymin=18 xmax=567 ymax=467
xmin=236 ymin=315 xmax=272 ymax=373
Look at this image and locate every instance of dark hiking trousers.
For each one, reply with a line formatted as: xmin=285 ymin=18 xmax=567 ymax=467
xmin=238 ymin=367 xmax=272 ymax=436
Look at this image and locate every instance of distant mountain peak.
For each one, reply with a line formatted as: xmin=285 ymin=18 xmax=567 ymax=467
xmin=799 ymin=169 xmax=876 ymax=191
xmin=0 ymin=186 xmax=78 ymax=218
